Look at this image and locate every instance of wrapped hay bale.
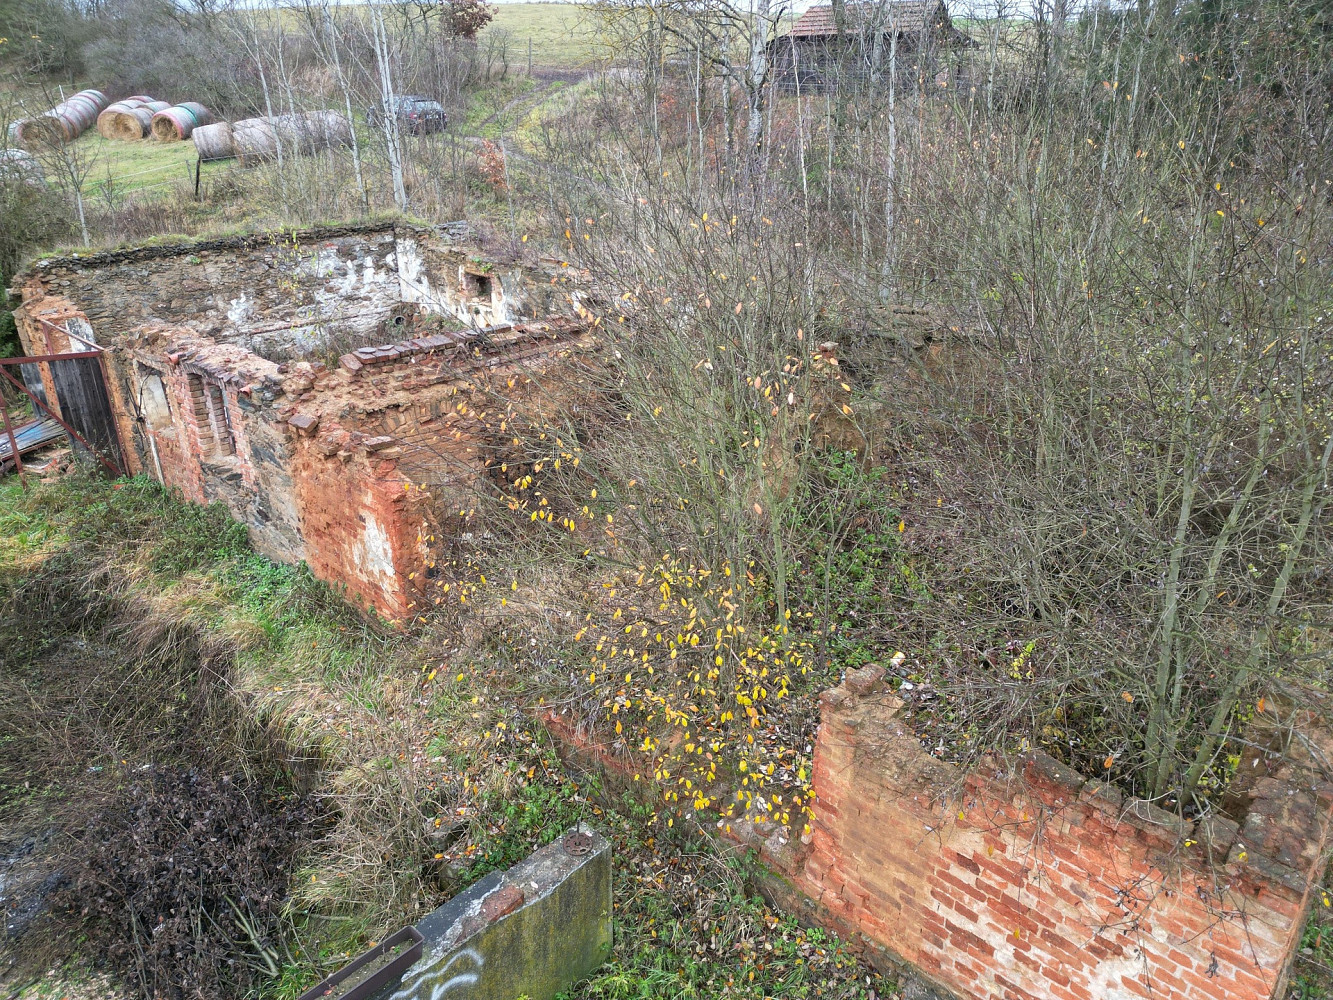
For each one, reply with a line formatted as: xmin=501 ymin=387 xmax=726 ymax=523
xmin=17 ymin=90 xmax=107 ymax=146
xmin=99 ymin=98 xmax=169 ymax=141
xmin=0 ymin=148 xmax=45 ymax=186
xmin=230 ymin=116 xmax=279 ymax=165
xmin=191 ymin=121 xmax=234 ymax=161
xmin=151 ymin=103 xmax=213 ymax=142
xmin=231 ymin=111 xmax=351 ymax=166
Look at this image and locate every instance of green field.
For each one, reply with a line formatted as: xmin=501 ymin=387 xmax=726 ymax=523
xmin=481 ymin=3 xmax=604 ymax=69
xmin=58 ymin=131 xmax=232 ymax=197
xmin=0 ymin=2 xmax=601 ymax=236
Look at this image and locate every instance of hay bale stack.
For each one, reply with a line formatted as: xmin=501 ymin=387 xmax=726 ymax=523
xmin=100 ymin=99 xmax=169 ymax=141
xmin=17 ymin=90 xmax=107 ymax=146
xmin=151 ymin=103 xmax=213 ymax=142
xmin=192 ymin=121 xmax=234 ymax=161
xmin=231 ymin=111 xmax=351 ymax=166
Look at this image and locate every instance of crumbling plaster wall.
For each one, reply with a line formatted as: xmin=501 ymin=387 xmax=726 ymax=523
xmin=12 ymin=223 xmax=597 ymax=619
xmin=14 ymin=223 xmax=576 ymax=363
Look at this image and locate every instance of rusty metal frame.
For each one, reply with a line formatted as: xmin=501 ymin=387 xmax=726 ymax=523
xmin=33 ymin=314 xmax=101 ymax=352
xmin=0 ymin=358 xmax=125 ymax=478
xmin=0 ymin=350 xmax=103 ymax=364
xmin=0 ymin=393 xmax=25 ymax=485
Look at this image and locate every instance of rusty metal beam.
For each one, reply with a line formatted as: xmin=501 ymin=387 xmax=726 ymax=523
xmin=32 ymin=314 xmax=102 ymax=352
xmin=0 ymin=365 xmax=123 ymax=478
xmin=0 ymin=351 xmax=103 ymax=365
xmin=1 ymin=395 xmax=25 ymax=486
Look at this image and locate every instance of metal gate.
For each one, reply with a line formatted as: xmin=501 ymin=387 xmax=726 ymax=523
xmin=0 ymin=348 xmax=126 ymax=480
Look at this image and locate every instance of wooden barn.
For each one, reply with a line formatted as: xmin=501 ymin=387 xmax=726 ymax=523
xmin=769 ymin=0 xmax=973 ymax=94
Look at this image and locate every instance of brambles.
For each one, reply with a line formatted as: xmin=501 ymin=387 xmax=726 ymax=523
xmin=53 ymin=765 xmax=321 ymax=1000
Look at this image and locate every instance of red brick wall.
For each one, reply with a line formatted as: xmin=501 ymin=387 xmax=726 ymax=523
xmin=796 ymin=668 xmax=1333 ymax=1000
xmin=539 ymin=668 xmax=1333 ymax=1000
xmin=288 ymin=436 xmax=425 ymax=621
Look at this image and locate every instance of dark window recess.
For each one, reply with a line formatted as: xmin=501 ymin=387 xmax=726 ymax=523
xmin=207 ymin=382 xmax=236 ymax=456
xmin=463 ymin=272 xmax=493 ymax=299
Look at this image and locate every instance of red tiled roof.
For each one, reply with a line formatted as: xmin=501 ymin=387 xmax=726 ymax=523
xmin=789 ymin=1 xmax=947 ymax=36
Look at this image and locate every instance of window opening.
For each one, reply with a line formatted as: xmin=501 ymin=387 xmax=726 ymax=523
xmin=187 ymin=372 xmax=236 ymax=458
xmin=463 ymin=272 xmax=493 ymax=299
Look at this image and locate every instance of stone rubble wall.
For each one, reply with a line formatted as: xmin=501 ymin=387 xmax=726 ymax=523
xmin=11 ymin=224 xmax=596 ymax=620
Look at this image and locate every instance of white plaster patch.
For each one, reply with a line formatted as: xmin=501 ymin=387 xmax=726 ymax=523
xmin=338 ymin=260 xmax=360 ymax=295
xmin=227 ymin=293 xmax=255 ymax=325
xmin=395 ymin=238 xmax=443 ymax=315
xmin=356 ymin=513 xmax=397 ymax=587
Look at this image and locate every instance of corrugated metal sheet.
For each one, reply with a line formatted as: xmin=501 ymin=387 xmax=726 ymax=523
xmin=0 ymin=417 xmax=65 ymax=461
xmin=789 ymin=0 xmax=946 ymax=36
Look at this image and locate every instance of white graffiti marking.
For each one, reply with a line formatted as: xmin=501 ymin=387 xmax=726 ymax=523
xmin=390 ymin=946 xmax=485 ymax=1000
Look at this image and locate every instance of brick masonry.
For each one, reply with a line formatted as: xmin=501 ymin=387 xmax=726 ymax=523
xmin=790 ymin=667 xmax=1333 ymax=1000
xmin=540 ymin=671 xmax=1333 ymax=1000
xmin=11 ymin=222 xmax=595 ymax=619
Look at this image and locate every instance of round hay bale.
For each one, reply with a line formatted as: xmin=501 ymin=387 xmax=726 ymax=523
xmin=98 ymin=99 xmax=146 ymax=139
xmin=151 ymin=103 xmax=213 ymax=142
xmin=179 ymin=102 xmax=212 ymax=125
xmin=104 ymin=99 xmax=169 ymax=141
xmin=230 ymin=111 xmax=352 ymax=166
xmin=108 ymin=107 xmax=152 ymax=141
xmin=231 ymin=116 xmax=279 ymax=166
xmin=191 ymin=120 xmax=234 ymax=161
xmin=0 ymin=148 xmax=45 ymax=186
xmin=18 ymin=89 xmax=107 ymax=146
xmin=301 ymin=110 xmax=352 ymax=150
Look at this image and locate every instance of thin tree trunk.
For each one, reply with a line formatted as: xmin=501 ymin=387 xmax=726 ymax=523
xmin=879 ymin=21 xmax=897 ymax=301
xmin=745 ymin=0 xmax=772 ymax=160
xmin=325 ymin=8 xmax=367 ymax=213
xmin=372 ymin=5 xmax=408 ymax=212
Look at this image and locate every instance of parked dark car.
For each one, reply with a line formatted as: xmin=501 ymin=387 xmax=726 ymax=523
xmin=366 ymin=96 xmax=447 ymax=135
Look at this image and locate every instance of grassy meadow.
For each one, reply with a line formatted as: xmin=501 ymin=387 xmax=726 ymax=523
xmin=483 ymin=2 xmax=603 ymax=69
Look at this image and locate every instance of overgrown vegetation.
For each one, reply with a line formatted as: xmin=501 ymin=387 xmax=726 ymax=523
xmin=2 ymin=0 xmax=1332 ymax=995
xmin=0 ymin=477 xmax=892 ymax=1000
xmin=475 ymin=0 xmax=1333 ymax=813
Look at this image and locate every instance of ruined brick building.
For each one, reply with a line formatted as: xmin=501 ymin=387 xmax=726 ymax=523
xmin=12 ymin=222 xmax=595 ymax=618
